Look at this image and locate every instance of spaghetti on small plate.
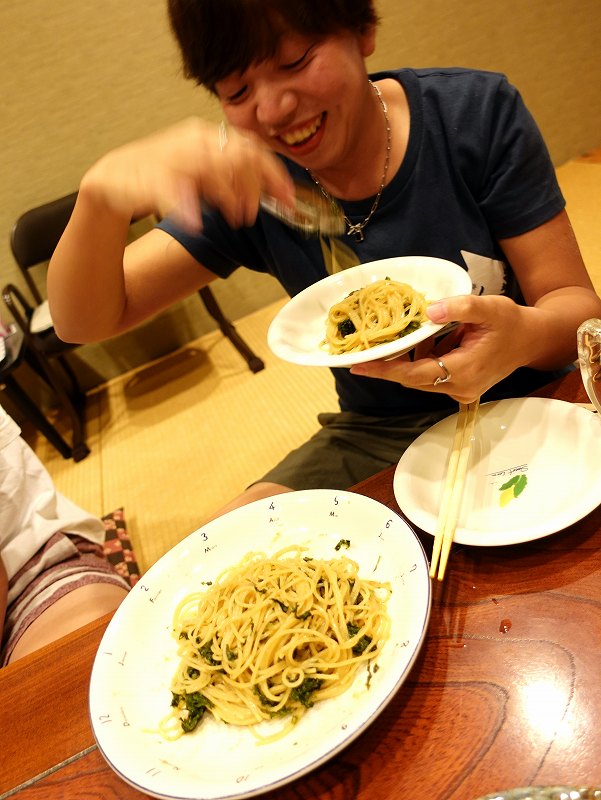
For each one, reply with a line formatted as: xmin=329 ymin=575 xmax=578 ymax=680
xmin=324 ymin=278 xmax=427 ymax=355
xmin=268 ymin=256 xmax=473 ymax=368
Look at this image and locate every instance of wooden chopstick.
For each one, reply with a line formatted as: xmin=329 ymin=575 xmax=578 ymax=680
xmin=429 ymin=398 xmax=480 ymax=581
xmin=429 ymin=403 xmax=468 ymax=579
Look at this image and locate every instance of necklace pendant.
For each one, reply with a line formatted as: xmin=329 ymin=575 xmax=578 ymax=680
xmin=347 ymin=224 xmax=365 ymax=242
xmin=307 ymin=80 xmax=390 ymax=245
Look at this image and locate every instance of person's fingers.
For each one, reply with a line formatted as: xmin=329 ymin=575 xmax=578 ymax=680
xmin=351 ymin=347 xmax=482 ymax=402
xmin=427 ymin=294 xmax=516 ymax=327
xmin=201 ymin=127 xmax=295 ymax=227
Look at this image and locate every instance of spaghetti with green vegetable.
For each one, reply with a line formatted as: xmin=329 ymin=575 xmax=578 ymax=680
xmin=161 ymin=546 xmax=391 ymax=741
xmin=324 ymin=277 xmax=427 ymax=354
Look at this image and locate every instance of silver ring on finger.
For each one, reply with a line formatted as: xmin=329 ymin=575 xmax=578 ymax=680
xmin=433 ymin=359 xmax=452 ymax=386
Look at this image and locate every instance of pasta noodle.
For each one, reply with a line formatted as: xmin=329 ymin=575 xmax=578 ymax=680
xmin=319 ymin=234 xmax=360 ymax=274
xmin=161 ymin=546 xmax=391 ymax=741
xmin=324 ymin=277 xmax=427 ymax=354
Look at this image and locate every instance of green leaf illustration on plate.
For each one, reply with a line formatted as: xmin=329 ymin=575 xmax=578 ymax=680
xmin=499 ymin=474 xmax=528 ymax=507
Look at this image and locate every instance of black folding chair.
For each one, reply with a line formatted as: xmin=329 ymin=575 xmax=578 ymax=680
xmin=3 ymin=192 xmax=265 ymax=460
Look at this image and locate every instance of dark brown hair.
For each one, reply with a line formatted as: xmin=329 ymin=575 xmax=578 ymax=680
xmin=167 ymin=0 xmax=378 ymax=91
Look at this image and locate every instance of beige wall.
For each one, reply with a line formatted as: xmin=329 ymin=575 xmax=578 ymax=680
xmin=2 ymin=0 xmax=601 ymax=387
xmin=368 ymin=0 xmax=601 ymax=167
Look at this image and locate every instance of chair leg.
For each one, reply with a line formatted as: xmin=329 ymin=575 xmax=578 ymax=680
xmin=24 ymin=349 xmax=90 ymax=461
xmin=2 ymin=375 xmax=73 ymax=459
xmin=56 ymin=353 xmax=87 ymax=407
xmin=198 ymin=287 xmax=265 ymax=373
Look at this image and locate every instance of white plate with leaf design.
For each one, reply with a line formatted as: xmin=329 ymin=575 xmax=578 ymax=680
xmin=89 ymin=489 xmax=431 ymax=800
xmin=393 ymin=397 xmax=601 ymax=546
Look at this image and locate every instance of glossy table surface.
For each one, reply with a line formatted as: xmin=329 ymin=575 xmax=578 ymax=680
xmin=1 ymin=369 xmax=600 ymax=800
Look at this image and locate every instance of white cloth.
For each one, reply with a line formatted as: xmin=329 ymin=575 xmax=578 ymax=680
xmin=0 ymin=405 xmax=104 ymax=580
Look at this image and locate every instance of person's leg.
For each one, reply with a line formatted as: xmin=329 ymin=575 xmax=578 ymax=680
xmin=2 ymin=532 xmax=132 ymax=667
xmin=203 ymin=482 xmax=293 ymax=523
xmin=8 ymin=582 xmax=128 ymax=663
xmin=204 ymin=409 xmax=455 ymax=526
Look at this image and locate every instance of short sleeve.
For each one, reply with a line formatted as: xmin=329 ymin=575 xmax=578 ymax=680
xmin=477 ymin=78 xmax=564 ymax=238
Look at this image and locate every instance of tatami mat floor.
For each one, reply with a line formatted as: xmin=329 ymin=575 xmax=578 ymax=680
xmin=23 ymin=299 xmax=338 ymax=573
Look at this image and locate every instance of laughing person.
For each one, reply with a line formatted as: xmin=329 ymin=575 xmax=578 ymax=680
xmin=47 ymin=0 xmax=601 ymax=518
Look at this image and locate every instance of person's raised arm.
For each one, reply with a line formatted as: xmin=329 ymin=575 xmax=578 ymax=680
xmin=48 ymin=118 xmax=295 ymax=343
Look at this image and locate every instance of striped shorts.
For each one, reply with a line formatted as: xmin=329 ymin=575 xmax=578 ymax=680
xmin=1 ymin=532 xmax=130 ymax=666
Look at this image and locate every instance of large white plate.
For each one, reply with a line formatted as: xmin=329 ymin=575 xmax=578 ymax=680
xmin=90 ymin=489 xmax=431 ymax=800
xmin=393 ymin=397 xmax=601 ymax=547
xmin=267 ymin=256 xmax=473 ymax=367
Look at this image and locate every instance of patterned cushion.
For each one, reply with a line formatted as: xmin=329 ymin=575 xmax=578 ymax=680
xmin=101 ymin=508 xmax=141 ymax=588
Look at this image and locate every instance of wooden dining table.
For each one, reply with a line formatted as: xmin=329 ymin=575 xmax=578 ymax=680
xmin=1 ymin=367 xmax=600 ymax=800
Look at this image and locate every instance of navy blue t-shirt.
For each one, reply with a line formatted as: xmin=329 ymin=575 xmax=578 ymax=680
xmin=158 ymin=68 xmax=566 ymax=415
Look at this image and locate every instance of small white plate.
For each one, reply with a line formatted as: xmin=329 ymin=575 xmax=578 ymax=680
xmin=267 ymin=256 xmax=473 ymax=367
xmin=90 ymin=489 xmax=431 ymax=800
xmin=393 ymin=397 xmax=601 ymax=547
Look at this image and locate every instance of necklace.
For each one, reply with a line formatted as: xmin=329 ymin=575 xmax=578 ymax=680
xmin=307 ymin=80 xmax=391 ymax=242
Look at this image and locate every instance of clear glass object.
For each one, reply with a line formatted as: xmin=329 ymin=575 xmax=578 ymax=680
xmin=475 ymin=787 xmax=601 ymax=800
xmin=577 ymin=318 xmax=601 ymax=414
